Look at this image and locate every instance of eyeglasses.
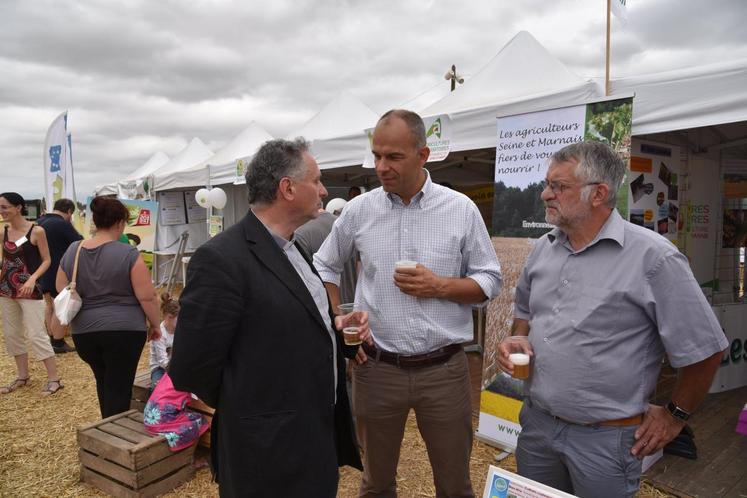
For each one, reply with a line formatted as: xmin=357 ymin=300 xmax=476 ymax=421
xmin=540 ymin=180 xmax=602 ymax=196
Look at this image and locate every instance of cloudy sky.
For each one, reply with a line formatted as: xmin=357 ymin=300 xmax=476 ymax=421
xmin=2 ymin=0 xmax=746 ymax=200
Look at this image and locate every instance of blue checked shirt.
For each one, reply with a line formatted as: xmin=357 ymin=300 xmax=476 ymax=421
xmin=314 ymin=171 xmax=502 ymax=355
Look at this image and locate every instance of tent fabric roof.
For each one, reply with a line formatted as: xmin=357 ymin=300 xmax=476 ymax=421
xmin=287 ymin=91 xmax=379 ymax=140
xmin=422 ymin=31 xmax=592 ymax=116
xmin=125 ymin=151 xmax=170 ymax=180
xmin=611 ymin=58 xmax=747 ymax=137
xmin=154 ymin=122 xmax=274 ymax=190
xmin=151 ymin=137 xmax=213 ymax=179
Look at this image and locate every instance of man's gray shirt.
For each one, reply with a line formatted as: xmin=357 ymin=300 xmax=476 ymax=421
xmin=515 ymin=210 xmax=728 ymax=423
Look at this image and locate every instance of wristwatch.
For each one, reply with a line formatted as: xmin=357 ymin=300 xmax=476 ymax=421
xmin=666 ymin=401 xmax=691 ymax=422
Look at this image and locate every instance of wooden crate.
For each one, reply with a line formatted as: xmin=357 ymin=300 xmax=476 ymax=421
xmin=78 ymin=409 xmax=195 ymax=498
xmin=130 ymin=371 xmax=151 ymax=412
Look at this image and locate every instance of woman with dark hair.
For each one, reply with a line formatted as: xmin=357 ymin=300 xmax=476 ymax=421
xmin=0 ymin=192 xmax=62 ymax=395
xmin=57 ymin=196 xmax=161 ymax=417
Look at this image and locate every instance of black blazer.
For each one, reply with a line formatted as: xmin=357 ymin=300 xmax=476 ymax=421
xmin=170 ymin=211 xmax=361 ymax=498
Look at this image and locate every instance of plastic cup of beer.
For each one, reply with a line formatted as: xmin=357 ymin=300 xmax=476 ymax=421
xmin=343 ymin=326 xmax=362 ymax=346
xmin=395 ymin=260 xmax=417 ymax=271
xmin=504 ymin=336 xmax=532 ymax=380
xmin=337 ymin=303 xmax=364 ymax=346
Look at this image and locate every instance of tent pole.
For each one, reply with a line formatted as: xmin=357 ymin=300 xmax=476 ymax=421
xmin=605 ymin=0 xmax=611 ymax=96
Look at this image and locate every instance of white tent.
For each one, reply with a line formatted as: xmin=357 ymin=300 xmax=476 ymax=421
xmin=612 ymin=58 xmax=747 ymax=144
xmin=126 ymin=151 xmax=170 ymax=180
xmin=154 ymin=122 xmax=273 ymax=191
xmin=318 ymin=31 xmax=601 ymax=188
xmin=150 ymin=137 xmax=213 ymax=179
xmin=93 ymin=151 xmax=170 ymax=196
xmin=420 ymin=31 xmax=600 ymax=153
xmin=289 ymin=91 xmax=380 ymax=171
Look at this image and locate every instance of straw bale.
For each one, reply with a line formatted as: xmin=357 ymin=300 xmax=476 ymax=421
xmin=0 ymin=303 xmax=672 ymax=498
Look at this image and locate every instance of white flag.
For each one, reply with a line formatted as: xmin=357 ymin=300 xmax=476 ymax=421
xmin=43 ymin=111 xmax=71 ymax=211
xmin=611 ymin=0 xmax=628 ymax=23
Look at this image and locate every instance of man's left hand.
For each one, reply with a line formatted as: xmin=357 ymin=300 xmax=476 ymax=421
xmin=631 ymin=404 xmax=686 ymax=458
xmin=393 ymin=265 xmax=444 ymax=298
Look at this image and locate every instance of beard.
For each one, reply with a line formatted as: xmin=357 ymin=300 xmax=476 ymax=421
xmin=545 ymin=202 xmax=590 ymax=229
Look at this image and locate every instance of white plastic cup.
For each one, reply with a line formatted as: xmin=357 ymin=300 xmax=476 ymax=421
xmin=395 ymin=260 xmax=417 ymax=270
xmin=508 ymin=353 xmax=530 ymax=379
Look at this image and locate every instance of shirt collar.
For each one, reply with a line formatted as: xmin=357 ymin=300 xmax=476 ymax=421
xmin=385 ymin=169 xmax=432 ymax=209
xmin=547 ymin=209 xmax=625 ymax=249
xmin=253 ymin=210 xmax=296 ymax=250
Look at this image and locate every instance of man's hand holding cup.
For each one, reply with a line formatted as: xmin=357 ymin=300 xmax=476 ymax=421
xmin=498 ymin=336 xmax=533 ymax=379
xmin=335 ymin=303 xmax=371 ymax=346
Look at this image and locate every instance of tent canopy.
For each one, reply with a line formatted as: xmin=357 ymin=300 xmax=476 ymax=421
xmin=125 ymin=151 xmax=170 ymax=180
xmin=151 ymin=137 xmax=213 ymax=179
xmin=612 ymin=58 xmax=747 ymax=145
xmin=154 ymin=122 xmax=273 ymax=190
xmin=287 ymin=91 xmax=379 ymax=141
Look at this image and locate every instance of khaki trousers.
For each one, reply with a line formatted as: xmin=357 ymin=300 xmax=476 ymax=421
xmin=0 ymin=297 xmax=54 ymax=360
xmin=352 ymin=349 xmax=474 ymax=498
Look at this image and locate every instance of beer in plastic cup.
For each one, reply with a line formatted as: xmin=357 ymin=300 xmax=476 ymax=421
xmin=343 ymin=327 xmax=362 ymax=346
xmin=395 ymin=260 xmax=417 ymax=270
xmin=509 ymin=353 xmax=530 ymax=379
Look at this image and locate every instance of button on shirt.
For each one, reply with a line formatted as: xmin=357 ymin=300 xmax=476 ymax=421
xmin=515 ymin=210 xmax=728 ymax=423
xmin=314 ymin=171 xmax=502 ymax=355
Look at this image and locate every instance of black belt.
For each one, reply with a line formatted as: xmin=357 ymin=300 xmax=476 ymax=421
xmin=362 ymin=343 xmax=462 ymax=369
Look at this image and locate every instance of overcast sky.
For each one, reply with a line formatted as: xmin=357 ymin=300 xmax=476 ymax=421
xmin=2 ymin=0 xmax=746 ymax=200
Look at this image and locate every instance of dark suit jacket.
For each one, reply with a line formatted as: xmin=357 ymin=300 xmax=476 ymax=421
xmin=169 ymin=211 xmax=361 ymax=498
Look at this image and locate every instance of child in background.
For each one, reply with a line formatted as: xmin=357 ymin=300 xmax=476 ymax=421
xmin=150 ymin=293 xmax=177 ymax=388
xmin=143 ymin=372 xmax=209 ymax=452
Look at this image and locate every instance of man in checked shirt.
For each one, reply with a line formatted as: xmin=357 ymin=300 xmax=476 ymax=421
xmin=315 ymin=109 xmax=502 ymax=498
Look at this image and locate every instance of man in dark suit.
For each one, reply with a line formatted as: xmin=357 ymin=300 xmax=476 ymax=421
xmin=169 ymin=138 xmax=364 ymax=497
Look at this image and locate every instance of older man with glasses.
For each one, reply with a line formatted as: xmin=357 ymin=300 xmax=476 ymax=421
xmin=498 ymin=140 xmax=727 ymax=498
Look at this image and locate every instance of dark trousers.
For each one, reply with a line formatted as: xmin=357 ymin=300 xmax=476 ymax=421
xmin=73 ymin=330 xmax=146 ymax=418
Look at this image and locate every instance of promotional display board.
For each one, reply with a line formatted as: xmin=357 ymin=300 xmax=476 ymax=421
xmin=84 ymin=198 xmax=158 ymax=256
xmin=424 ymin=114 xmax=452 ymax=162
xmin=628 ymin=141 xmax=681 ymax=244
xmin=711 ymin=304 xmax=747 ymax=393
xmin=480 ymin=97 xmax=633 ymax=451
xmin=482 ymin=466 xmax=576 ymax=498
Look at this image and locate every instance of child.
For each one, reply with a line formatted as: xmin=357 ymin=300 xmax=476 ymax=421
xmin=150 ymin=293 xmax=177 ymax=388
xmin=143 ymin=372 xmax=209 ymax=451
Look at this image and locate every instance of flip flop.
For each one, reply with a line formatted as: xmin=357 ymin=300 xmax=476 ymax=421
xmin=41 ymin=379 xmax=64 ymax=397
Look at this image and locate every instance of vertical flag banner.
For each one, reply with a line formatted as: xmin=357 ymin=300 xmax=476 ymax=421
xmin=44 ymin=114 xmax=81 ymax=229
xmin=479 ymin=97 xmax=633 ymax=451
xmin=43 ymin=111 xmax=71 ymax=212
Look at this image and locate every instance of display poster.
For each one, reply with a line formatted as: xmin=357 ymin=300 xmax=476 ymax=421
xmin=480 ymin=97 xmax=633 ymax=451
xmin=158 ymin=191 xmax=187 ymax=226
xmin=711 ymin=305 xmax=747 ymax=393
xmin=209 ymin=215 xmax=223 ymax=238
xmin=234 ymin=158 xmax=247 ymax=185
xmin=482 ymin=466 xmax=576 ymax=498
xmin=627 ymin=141 xmax=681 ymax=244
xmin=184 ymin=190 xmax=207 ymax=223
xmin=424 ymin=114 xmax=452 ymax=162
xmin=83 ymin=197 xmax=158 ymax=268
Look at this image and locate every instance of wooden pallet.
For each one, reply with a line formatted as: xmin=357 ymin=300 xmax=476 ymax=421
xmin=78 ymin=409 xmax=195 ymax=498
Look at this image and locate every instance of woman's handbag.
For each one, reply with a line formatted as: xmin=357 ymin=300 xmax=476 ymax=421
xmin=54 ymin=242 xmax=85 ymax=325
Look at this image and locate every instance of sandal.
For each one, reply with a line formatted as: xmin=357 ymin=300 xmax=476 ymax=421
xmin=0 ymin=377 xmax=30 ymax=395
xmin=41 ymin=379 xmax=64 ymax=397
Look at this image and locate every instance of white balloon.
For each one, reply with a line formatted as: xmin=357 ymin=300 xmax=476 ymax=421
xmin=209 ymin=187 xmax=227 ymax=210
xmin=195 ymin=188 xmax=210 ymax=208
